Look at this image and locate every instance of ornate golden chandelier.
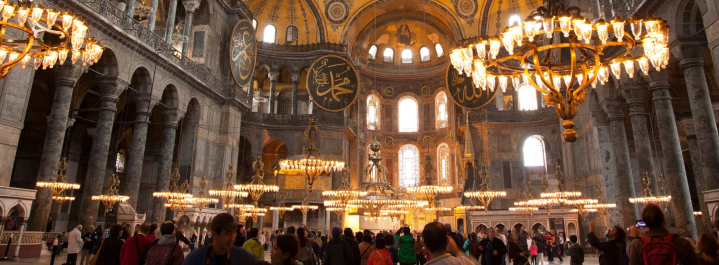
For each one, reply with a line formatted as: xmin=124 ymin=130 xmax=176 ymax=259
xmin=278 ymin=119 xmax=345 ymax=192
xmin=91 ymin=173 xmax=129 ymax=213
xmin=585 ymin=186 xmax=615 ymax=218
xmin=539 ymin=166 xmax=581 ymax=211
xmin=566 ymin=179 xmax=597 ymax=220
xmin=154 ymin=168 xmax=193 ymax=215
xmin=449 ymin=0 xmax=668 ymax=142
xmin=292 ymin=191 xmax=318 ymax=220
xmin=322 ymin=168 xmax=367 ymax=219
xmin=37 ymin=157 xmax=80 ymax=205
xmin=270 ymin=191 xmax=294 ymax=217
xmin=510 ymin=181 xmax=539 ymax=220
xmin=0 ymin=0 xmax=104 ymax=77
xmin=240 ymin=206 xmax=267 ymax=223
xmin=234 ymin=156 xmax=279 ymax=206
xmin=209 ymin=165 xmax=248 ymax=209
xmin=629 ymin=172 xmax=671 ymax=205
xmin=463 ymin=164 xmax=506 ymax=211
xmin=406 ymin=153 xmax=453 ymax=210
xmin=186 ymin=176 xmax=218 ymax=213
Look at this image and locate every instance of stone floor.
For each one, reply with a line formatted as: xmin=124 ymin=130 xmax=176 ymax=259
xmin=4 ymin=247 xmax=602 ymax=264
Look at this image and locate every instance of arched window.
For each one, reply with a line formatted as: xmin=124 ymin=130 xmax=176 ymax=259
xmin=285 ymin=26 xmax=298 ymax=44
xmin=523 ymin=136 xmax=546 ymax=167
xmin=398 ymin=97 xmax=418 ymax=132
xmin=399 ymin=145 xmax=420 ymax=187
xmin=368 ymin=45 xmax=378 ymax=60
xmin=262 ymin=24 xmax=276 ymax=43
xmin=383 ymin=48 xmax=394 ymax=62
xmin=436 ymin=91 xmax=448 ymax=128
xmin=435 ymin=43 xmax=444 ymax=57
xmin=437 ymin=144 xmax=450 ymax=185
xmin=509 ymin=15 xmax=522 ymax=27
xmin=401 ymin=49 xmax=413 ymax=63
xmin=115 ymin=150 xmax=126 ymax=173
xmin=420 ymin=47 xmax=430 ymax=61
xmin=252 ymin=19 xmax=257 ymax=29
xmin=518 ymin=84 xmax=538 ymax=111
xmin=367 ymin=95 xmax=380 ymax=130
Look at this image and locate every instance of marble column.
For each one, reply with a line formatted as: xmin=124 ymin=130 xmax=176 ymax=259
xmin=27 ymin=64 xmax=84 ymax=232
xmin=151 ymin=110 xmax=179 ymax=223
xmin=648 ymin=70 xmax=697 ymax=239
xmin=272 ymin=211 xmax=279 ymax=233
xmin=602 ymin=98 xmax=639 ymax=228
xmin=79 ymin=79 xmax=126 ymax=229
xmin=164 ymin=0 xmax=179 ymax=42
xmin=121 ymin=95 xmax=151 ymax=209
xmin=11 ymin=219 xmax=24 ymax=261
xmin=679 ymin=118 xmax=712 ymax=233
xmin=324 ymin=208 xmax=330 ymax=231
xmin=125 ymin=0 xmax=136 ymax=19
xmin=247 ymin=77 xmax=254 ymax=94
xmin=671 ymin=38 xmax=719 ymax=191
xmin=621 ymin=84 xmax=659 ymax=193
xmin=147 ymin=0 xmax=159 ymax=31
xmin=180 ymin=0 xmax=200 ymax=57
xmin=268 ymin=72 xmax=279 ymax=114
xmin=291 ymin=73 xmax=300 ymax=115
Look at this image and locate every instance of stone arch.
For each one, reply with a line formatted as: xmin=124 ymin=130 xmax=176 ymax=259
xmin=532 ymin=222 xmax=546 ymax=234
xmin=567 ymin=222 xmax=577 ymax=237
xmin=513 ymin=223 xmax=525 ymax=235
xmin=160 ymin=85 xmax=180 ymax=110
xmin=675 ymin=0 xmax=704 ymax=38
xmin=475 ymin=223 xmax=488 ymax=233
xmin=262 ymin=140 xmax=288 ymax=179
xmin=494 ymin=222 xmax=506 ymax=234
xmin=92 ymin=48 xmax=120 ymax=79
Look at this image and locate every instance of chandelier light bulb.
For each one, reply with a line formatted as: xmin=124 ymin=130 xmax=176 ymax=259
xmin=589 ymin=71 xmax=598 ymax=88
xmin=553 ymin=74 xmax=562 ymax=89
xmin=512 ymin=75 xmax=521 ymax=89
xmin=62 ymin=12 xmax=74 ymax=30
xmin=7 ymin=51 xmax=17 ymax=63
xmin=46 ymin=9 xmax=58 ymax=28
xmin=30 ymin=5 xmax=43 ymax=25
xmin=58 ymin=49 xmax=69 ymax=65
xmin=2 ymin=4 xmax=14 ymax=22
xmin=581 ymin=21 xmax=593 ymax=44
xmin=596 ymin=20 xmax=609 ymax=44
xmin=476 ymin=41 xmax=486 ymax=60
xmin=576 ymin=73 xmax=584 ymax=86
xmin=623 ymin=60 xmax=635 ymax=78
xmin=598 ymin=66 xmax=609 ymax=84
xmin=489 ymin=38 xmax=501 ymax=59
xmin=463 ymin=45 xmax=473 ymax=61
xmin=472 ymin=73 xmax=483 ymax=89
xmin=544 ymin=17 xmax=555 ymax=38
xmin=71 ymin=50 xmax=81 ymax=64
xmin=33 ymin=56 xmax=42 ymax=70
xmin=630 ymin=18 xmax=643 ymax=39
xmin=0 ymin=49 xmax=7 ymax=63
xmin=524 ymin=18 xmax=537 ymax=42
xmin=16 ymin=7 xmax=29 ymax=25
xmin=611 ymin=16 xmax=625 ymax=41
xmin=573 ymin=17 xmax=585 ymax=40
xmin=498 ymin=75 xmax=508 ymax=93
xmin=20 ymin=55 xmax=30 ymax=69
xmin=562 ymin=75 xmax=572 ymax=88
xmin=610 ymin=61 xmax=622 ymax=79
xmin=487 ymin=74 xmax=496 ymax=92
xmin=511 ymin=25 xmax=523 ymax=45
xmin=502 ymin=32 xmax=514 ymax=55
xmin=558 ymin=16 xmax=571 ymax=37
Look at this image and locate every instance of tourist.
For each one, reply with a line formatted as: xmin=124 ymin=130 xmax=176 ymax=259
xmin=271 ymin=234 xmax=300 ymax=265
xmin=587 ymin=220 xmax=625 ymax=265
xmin=199 ymin=228 xmax=212 ymax=247
xmin=395 ymin=226 xmax=417 ymax=265
xmin=446 ymin=223 xmax=464 ymax=252
xmin=359 ymin=230 xmax=376 ymax=265
xmin=295 ymin=227 xmax=317 ymax=265
xmin=384 ymin=233 xmax=398 ymax=265
xmin=478 ymin=227 xmax=507 ymax=265
xmin=66 ymin=224 xmax=83 ymax=265
xmin=244 ymin=228 xmax=265 ymax=260
xmin=314 ymin=231 xmax=323 ymax=248
xmin=565 ymin=235 xmax=583 ymax=265
xmin=318 ymin=235 xmax=328 ymax=260
xmin=518 ymin=229 xmax=529 ymax=255
xmin=287 ymin=226 xmax=296 ymax=237
xmin=146 ymin=223 xmax=158 ymax=242
xmin=143 ymin=223 xmax=184 ymax=265
xmin=626 ymin=203 xmax=697 ymax=265
xmin=91 ymin=226 xmax=102 ymax=254
xmin=557 ymin=232 xmax=565 ymax=257
xmin=414 ymin=234 xmax=425 ymax=265
xmin=119 ymin=223 xmax=152 ymax=265
xmin=421 ymin=222 xmax=476 ymax=265
xmin=52 ymin=234 xmax=63 ymax=257
xmin=344 ymin=228 xmax=362 ymax=265
xmin=529 ymin=240 xmax=537 ymax=265
xmin=261 ymin=231 xmax=268 ymax=251
xmin=189 ymin=229 xmax=197 ymax=251
xmin=234 ymin=224 xmax=246 ymax=247
xmin=507 ymin=234 xmax=527 ymax=265
xmin=183 ymin=213 xmax=270 ymax=265
xmin=368 ymin=237 xmax=392 ymax=265
xmin=531 ymin=232 xmax=545 ymax=265
xmin=323 ymin=227 xmax=354 ymax=265
xmin=357 ymin=231 xmax=364 ymax=243
xmin=696 ymin=233 xmax=719 ymax=265
xmin=96 ymin=224 xmax=124 ymax=265
xmin=549 ymin=231 xmax=562 ymax=262
xmin=79 ymin=225 xmax=95 ymax=265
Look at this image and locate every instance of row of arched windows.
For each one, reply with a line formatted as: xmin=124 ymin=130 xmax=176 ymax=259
xmin=259 ymin=24 xmax=299 ymax=44
xmin=366 ymin=92 xmax=449 ymax=132
xmin=368 ymin=44 xmax=444 ymax=63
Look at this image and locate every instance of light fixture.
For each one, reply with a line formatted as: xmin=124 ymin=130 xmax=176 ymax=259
xmin=656 ymin=173 xmax=672 ymax=211
xmin=511 ymin=181 xmax=538 ymax=220
xmin=186 ymin=176 xmax=218 ymax=213
xmin=278 ymin=119 xmax=345 ymax=192
xmin=270 ymin=191 xmax=294 ymax=218
xmin=91 ymin=173 xmax=129 ymax=213
xmin=587 ymin=186 xmax=615 ymax=218
xmin=292 ymin=191 xmax=318 ymax=221
xmin=209 ymin=165 xmax=249 ymax=209
xmin=406 ymin=153 xmax=453 ymax=212
xmin=449 ymin=0 xmax=669 ymax=142
xmin=0 ymin=2 xmax=103 ymax=77
xmin=539 ymin=166 xmax=581 ymax=211
xmin=234 ymin=156 xmax=279 ymax=206
xmin=154 ymin=169 xmax=193 ymax=215
xmin=464 ymin=164 xmax=506 ymax=211
xmin=37 ymin=157 xmax=80 ymax=205
xmin=322 ymin=168 xmax=367 ymax=220
xmin=630 ymin=172 xmax=671 ymax=205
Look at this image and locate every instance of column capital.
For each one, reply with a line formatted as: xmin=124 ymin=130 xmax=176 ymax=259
xmin=160 ymin=109 xmax=180 ymax=127
xmin=268 ymin=71 xmax=280 ymax=82
xmin=132 ymin=94 xmax=153 ymax=114
xmin=96 ymin=78 xmax=130 ymax=99
xmin=54 ymin=63 xmax=86 ymax=85
xmin=182 ymin=0 xmax=200 ymax=13
xmin=601 ymin=98 xmax=626 ymax=121
xmin=670 ymin=37 xmax=708 ymax=68
xmin=678 ymin=118 xmax=696 ymax=138
xmin=290 ymin=72 xmax=301 ymax=83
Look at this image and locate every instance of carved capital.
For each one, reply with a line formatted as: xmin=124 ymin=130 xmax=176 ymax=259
xmin=600 ymin=98 xmax=626 ymax=120
xmin=268 ymin=72 xmax=280 ymax=82
xmin=678 ymin=118 xmax=696 ymax=137
xmin=182 ymin=0 xmax=200 ymax=13
xmin=160 ymin=109 xmax=180 ymax=127
xmin=290 ymin=72 xmax=301 ymax=83
xmin=96 ymin=78 xmax=130 ymax=98
xmin=54 ymin=63 xmax=86 ymax=85
xmin=670 ymin=37 xmax=708 ymax=68
xmin=647 ymin=69 xmax=671 ymax=89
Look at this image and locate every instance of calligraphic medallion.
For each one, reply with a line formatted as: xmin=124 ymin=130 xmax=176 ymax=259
xmin=384 ymin=86 xmax=394 ymax=96
xmin=421 ymin=86 xmax=431 ymax=96
xmin=385 ymin=136 xmax=393 ymax=146
xmin=229 ymin=19 xmax=256 ymax=87
xmin=446 ymin=66 xmax=498 ymax=110
xmin=306 ymin=55 xmax=359 ymax=112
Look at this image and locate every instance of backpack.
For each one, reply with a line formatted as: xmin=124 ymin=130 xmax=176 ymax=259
xmin=640 ymin=234 xmax=677 ymax=265
xmin=469 ymin=240 xmax=480 ymax=259
xmin=571 ymin=245 xmax=584 ymax=264
xmin=297 ymin=245 xmax=317 ymax=265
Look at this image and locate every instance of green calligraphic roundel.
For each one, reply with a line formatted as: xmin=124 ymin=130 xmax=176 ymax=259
xmin=446 ymin=66 xmax=498 ymax=110
xmin=229 ymin=19 xmax=257 ymax=87
xmin=306 ymin=55 xmax=360 ymax=112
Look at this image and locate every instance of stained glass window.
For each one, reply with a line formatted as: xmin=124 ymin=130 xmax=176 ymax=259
xmin=523 ymin=136 xmax=546 ymax=167
xmin=367 ymin=95 xmax=379 ymax=130
xmin=398 ymin=97 xmax=418 ymax=132
xmin=437 ymin=144 xmax=449 ymax=185
xmin=436 ymin=92 xmax=448 ymax=128
xmin=399 ymin=145 xmax=419 ymax=187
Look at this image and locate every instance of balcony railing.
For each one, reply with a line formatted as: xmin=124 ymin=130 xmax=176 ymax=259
xmin=1 ymin=232 xmax=44 ymax=245
xmin=257 ymin=42 xmax=347 ymax=53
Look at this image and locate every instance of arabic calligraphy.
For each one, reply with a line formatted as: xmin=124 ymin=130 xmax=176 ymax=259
xmin=306 ymin=55 xmax=359 ymax=112
xmin=230 ymin=19 xmax=256 ymax=87
xmin=446 ymin=66 xmax=497 ymax=110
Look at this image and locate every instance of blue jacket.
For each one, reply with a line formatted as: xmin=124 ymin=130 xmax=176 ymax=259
xmin=182 ymin=245 xmax=270 ymax=265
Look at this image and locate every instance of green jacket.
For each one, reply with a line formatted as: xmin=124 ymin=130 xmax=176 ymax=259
xmin=242 ymin=238 xmax=264 ymax=260
xmin=394 ymin=233 xmax=416 ymax=263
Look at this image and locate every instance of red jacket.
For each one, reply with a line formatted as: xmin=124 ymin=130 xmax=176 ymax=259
xmin=367 ymin=248 xmax=393 ymax=265
xmin=120 ymin=234 xmax=153 ymax=265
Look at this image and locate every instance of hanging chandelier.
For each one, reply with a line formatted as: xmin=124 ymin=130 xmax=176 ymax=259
xmin=656 ymin=173 xmax=672 ymax=211
xmin=278 ymin=119 xmax=345 ymax=192
xmin=539 ymin=166 xmax=581 ymax=211
xmin=133 ymin=1 xmax=152 ymax=20
xmin=510 ymin=181 xmax=538 ymax=220
xmin=186 ymin=176 xmax=218 ymax=213
xmin=154 ymin=168 xmax=193 ymax=215
xmin=228 ymin=202 xmax=254 ymax=216
xmin=382 ymin=209 xmax=408 ymax=222
xmin=0 ymin=0 xmax=104 ymax=77
xmin=322 ymin=168 xmax=367 ymax=219
xmin=629 ymin=172 xmax=671 ymax=205
xmin=209 ymin=165 xmax=248 ymax=209
xmin=567 ymin=181 xmax=598 ymax=220
xmin=292 ymin=191 xmax=318 ymax=220
xmin=240 ymin=206 xmax=267 ymax=223
xmin=91 ymin=173 xmax=129 ymax=213
xmin=407 ymin=153 xmax=453 ymax=210
xmin=234 ymin=156 xmax=279 ymax=206
xmin=586 ymin=186 xmax=615 ymax=218
xmin=270 ymin=191 xmax=294 ymax=218
xmin=463 ymin=164 xmax=506 ymax=211
xmin=449 ymin=0 xmax=668 ymax=142
xmin=37 ymin=157 xmax=80 ymax=205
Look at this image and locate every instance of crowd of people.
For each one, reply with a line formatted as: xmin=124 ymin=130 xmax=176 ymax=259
xmin=46 ymin=203 xmax=719 ymax=265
